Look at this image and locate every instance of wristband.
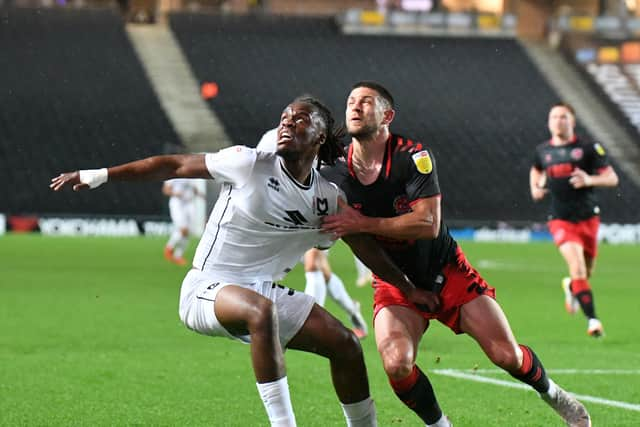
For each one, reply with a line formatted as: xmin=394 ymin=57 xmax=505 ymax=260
xmin=79 ymin=168 xmax=108 ymax=189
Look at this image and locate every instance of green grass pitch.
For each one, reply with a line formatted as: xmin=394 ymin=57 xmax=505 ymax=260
xmin=1 ymin=234 xmax=639 ymax=426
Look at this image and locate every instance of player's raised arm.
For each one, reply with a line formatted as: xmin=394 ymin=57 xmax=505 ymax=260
xmin=342 ymin=233 xmax=441 ymax=312
xmin=50 ymin=154 xmax=208 ymax=192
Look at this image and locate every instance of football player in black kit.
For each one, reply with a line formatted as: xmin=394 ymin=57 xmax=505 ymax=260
xmin=530 ymin=103 xmax=618 ymax=338
xmin=321 ymin=82 xmax=591 ymax=427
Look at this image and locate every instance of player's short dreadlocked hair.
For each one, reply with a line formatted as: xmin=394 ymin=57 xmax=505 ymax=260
xmin=293 ymin=95 xmax=345 ymax=168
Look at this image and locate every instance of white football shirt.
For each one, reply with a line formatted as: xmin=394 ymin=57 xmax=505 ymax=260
xmin=192 ymin=145 xmax=342 ymax=283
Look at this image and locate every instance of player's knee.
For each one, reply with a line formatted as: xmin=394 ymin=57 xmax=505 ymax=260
xmin=378 ymin=337 xmax=414 ymax=380
xmin=246 ymin=298 xmax=277 ymax=333
xmin=487 ymin=343 xmax=520 ymax=371
xmin=333 ymin=327 xmax=363 ymax=360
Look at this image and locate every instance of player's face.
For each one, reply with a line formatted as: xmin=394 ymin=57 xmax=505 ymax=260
xmin=548 ymin=106 xmax=575 ymax=139
xmin=346 ymin=87 xmax=389 ymax=138
xmin=276 ymin=102 xmax=325 ymax=158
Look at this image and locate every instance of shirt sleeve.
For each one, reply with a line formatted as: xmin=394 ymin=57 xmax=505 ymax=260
xmin=589 ymin=142 xmax=611 ymax=172
xmin=204 ymin=145 xmax=257 ymax=188
xmin=256 ymin=128 xmax=278 ymax=153
xmin=405 ymin=148 xmax=441 ymax=201
xmin=532 ymin=146 xmax=543 ymax=170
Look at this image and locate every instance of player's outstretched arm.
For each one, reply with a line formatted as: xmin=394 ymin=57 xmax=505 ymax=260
xmin=323 ymin=197 xmax=440 ymax=241
xmin=342 ymin=233 xmax=441 ymax=312
xmin=50 ymin=154 xmax=208 ymax=192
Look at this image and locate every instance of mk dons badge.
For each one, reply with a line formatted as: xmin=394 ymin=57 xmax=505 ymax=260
xmin=594 ymin=143 xmax=606 ymax=156
xmin=412 ymin=150 xmax=433 ymax=174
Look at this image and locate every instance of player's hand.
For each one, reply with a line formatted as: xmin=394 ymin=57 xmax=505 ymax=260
xmin=531 ymin=186 xmax=547 ymax=201
xmin=50 ymin=171 xmax=89 ymax=192
xmin=321 ymin=198 xmax=366 ymax=238
xmin=569 ymin=168 xmax=592 ymax=189
xmin=408 ymin=288 xmax=441 ymax=313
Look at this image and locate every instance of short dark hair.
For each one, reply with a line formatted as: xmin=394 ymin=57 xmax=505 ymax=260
xmin=293 ymin=95 xmax=345 ymax=168
xmin=551 ymin=102 xmax=575 ymax=117
xmin=351 ymin=81 xmax=395 ymax=109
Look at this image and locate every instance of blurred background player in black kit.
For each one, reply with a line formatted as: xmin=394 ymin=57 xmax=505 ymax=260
xmin=321 ymin=81 xmax=592 ymax=427
xmin=530 ymin=102 xmax=619 ymax=338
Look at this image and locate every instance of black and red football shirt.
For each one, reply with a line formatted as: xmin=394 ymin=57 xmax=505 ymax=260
xmin=532 ymin=136 xmax=611 ymax=222
xmin=321 ymin=134 xmax=457 ymax=291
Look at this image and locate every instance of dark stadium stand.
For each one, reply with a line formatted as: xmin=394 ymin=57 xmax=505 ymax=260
xmin=1 ymin=7 xmax=180 ymax=216
xmin=169 ymin=13 xmax=639 ymax=224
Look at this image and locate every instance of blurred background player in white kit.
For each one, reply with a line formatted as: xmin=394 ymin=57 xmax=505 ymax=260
xmin=257 ymin=128 xmax=369 ymax=338
xmin=162 ymin=178 xmax=204 ymax=265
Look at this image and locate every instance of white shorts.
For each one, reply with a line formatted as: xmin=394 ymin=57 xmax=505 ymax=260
xmin=169 ymin=199 xmax=192 ymax=229
xmin=178 ymin=269 xmax=315 ymax=348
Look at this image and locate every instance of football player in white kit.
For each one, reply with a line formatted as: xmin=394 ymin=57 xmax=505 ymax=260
xmin=162 ymin=178 xmax=202 ymax=265
xmin=257 ymin=128 xmax=370 ymax=338
xmin=51 ymin=96 xmax=434 ymax=427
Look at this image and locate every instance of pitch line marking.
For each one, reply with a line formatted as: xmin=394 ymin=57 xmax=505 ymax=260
xmin=442 ymin=368 xmax=640 ymax=375
xmin=432 ymin=369 xmax=640 ymax=412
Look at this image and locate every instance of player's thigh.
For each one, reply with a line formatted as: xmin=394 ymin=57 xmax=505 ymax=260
xmin=374 ymin=305 xmax=427 ymax=361
xmin=213 ymin=285 xmax=274 ymax=336
xmin=459 ymin=295 xmax=518 ymax=354
xmin=558 ymin=241 xmax=587 ymax=273
xmin=287 ymin=304 xmax=355 ymax=357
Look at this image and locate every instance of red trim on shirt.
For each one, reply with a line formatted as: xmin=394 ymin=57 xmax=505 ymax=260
xmin=347 ymin=143 xmax=356 ymax=178
xmin=385 ymin=135 xmax=392 ymax=179
xmin=409 ymin=195 xmax=441 ymax=207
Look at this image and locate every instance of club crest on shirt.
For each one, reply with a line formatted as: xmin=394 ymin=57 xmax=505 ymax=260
xmin=594 ymin=143 xmax=606 ymax=156
xmin=412 ymin=150 xmax=432 ymax=174
xmin=570 ymin=148 xmax=583 ymax=160
xmin=393 ymin=195 xmax=411 ymax=214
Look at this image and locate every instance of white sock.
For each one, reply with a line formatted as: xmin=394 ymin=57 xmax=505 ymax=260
xmin=327 ymin=274 xmax=357 ymax=315
xmin=545 ymin=379 xmax=558 ymax=399
xmin=354 ymin=256 xmax=370 ymax=278
xmin=173 ymin=235 xmax=188 ymax=258
xmin=166 ymin=229 xmax=182 ymax=249
xmin=427 ymin=413 xmax=451 ymax=427
xmin=340 ymin=397 xmax=377 ymax=427
xmin=304 ymin=271 xmax=327 ymax=306
xmin=256 ymin=377 xmax=297 ymax=427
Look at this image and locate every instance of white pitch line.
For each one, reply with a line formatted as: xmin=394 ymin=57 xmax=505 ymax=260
xmin=432 ymin=369 xmax=640 ymax=412
xmin=444 ymin=368 xmax=640 ymax=375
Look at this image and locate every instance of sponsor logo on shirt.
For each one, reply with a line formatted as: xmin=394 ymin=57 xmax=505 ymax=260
xmin=411 ymin=150 xmax=432 ymax=174
xmin=594 ymin=143 xmax=606 ymax=156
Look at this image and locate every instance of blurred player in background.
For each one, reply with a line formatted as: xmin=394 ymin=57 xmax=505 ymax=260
xmin=354 ymin=256 xmax=373 ymax=288
xmin=530 ymin=102 xmax=619 ymax=338
xmin=257 ymin=128 xmax=369 ymax=338
xmin=51 ymin=96 xmax=393 ymax=427
xmin=162 ymin=178 xmax=203 ymax=266
xmin=321 ymin=82 xmax=591 ymax=427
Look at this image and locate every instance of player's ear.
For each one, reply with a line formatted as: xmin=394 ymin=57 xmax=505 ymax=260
xmin=382 ymin=109 xmax=395 ymax=125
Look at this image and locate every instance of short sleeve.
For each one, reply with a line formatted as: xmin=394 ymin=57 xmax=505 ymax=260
xmin=205 ymin=145 xmax=257 ymax=188
xmin=589 ymin=142 xmax=611 ymax=171
xmin=532 ymin=147 xmax=543 ymax=170
xmin=405 ymin=148 xmax=440 ymax=202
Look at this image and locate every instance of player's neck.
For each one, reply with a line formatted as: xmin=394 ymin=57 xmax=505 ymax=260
xmin=351 ymin=129 xmax=388 ymax=161
xmin=551 ymin=133 xmax=574 ymax=146
xmin=351 ymin=130 xmax=388 ymax=185
xmin=281 ymin=157 xmax=314 ymax=186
